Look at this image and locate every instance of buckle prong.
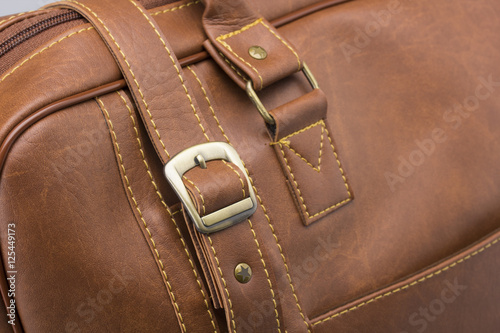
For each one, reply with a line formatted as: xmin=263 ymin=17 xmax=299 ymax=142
xmin=164 ymin=142 xmax=257 ymax=234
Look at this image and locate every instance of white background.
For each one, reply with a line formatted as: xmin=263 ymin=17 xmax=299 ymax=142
xmin=0 ymin=0 xmax=57 ymax=17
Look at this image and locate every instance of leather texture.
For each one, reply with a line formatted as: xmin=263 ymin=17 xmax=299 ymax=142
xmin=0 ymin=0 xmax=499 ymax=332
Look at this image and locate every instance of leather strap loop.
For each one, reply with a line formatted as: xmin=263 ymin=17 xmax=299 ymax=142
xmin=202 ymin=0 xmax=303 ymax=90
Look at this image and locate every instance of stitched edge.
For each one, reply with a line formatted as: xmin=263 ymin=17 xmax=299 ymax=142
xmin=312 ymin=237 xmax=500 ymax=326
xmin=216 ymin=18 xmax=262 ymax=41
xmin=222 ymin=160 xmax=246 ymax=198
xmin=97 ymin=97 xmax=186 ymax=332
xmin=0 ymin=2 xmax=194 ymax=85
xmin=117 ymin=91 xmax=217 ymax=332
xmin=0 ymin=11 xmax=31 ymax=28
xmin=206 ymin=235 xmax=237 ymax=332
xmin=151 ymin=0 xmax=200 ymax=16
xmin=217 ymin=51 xmax=249 ymax=82
xmin=259 ymin=20 xmax=301 ymax=71
xmin=183 ymin=175 xmax=206 ymax=215
xmin=248 ymin=218 xmax=282 ymax=333
xmin=188 ymin=66 xmax=309 ymax=332
xmin=218 ymin=38 xmax=264 ymax=89
xmin=186 ymin=66 xmax=232 ymax=145
xmin=277 ymin=120 xmax=352 ymax=219
xmin=65 ymin=0 xmax=173 ymax=160
xmin=0 ymin=26 xmax=93 ymax=84
xmin=129 ymin=0 xmax=210 ymax=143
xmin=216 ymin=17 xmax=302 ymax=87
xmin=278 ymin=124 xmax=325 ymax=173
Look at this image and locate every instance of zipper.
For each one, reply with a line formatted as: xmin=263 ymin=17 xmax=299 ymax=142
xmin=0 ymin=11 xmax=81 ymax=58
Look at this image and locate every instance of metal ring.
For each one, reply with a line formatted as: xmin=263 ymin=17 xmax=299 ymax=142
xmin=245 ymin=63 xmax=320 ymax=125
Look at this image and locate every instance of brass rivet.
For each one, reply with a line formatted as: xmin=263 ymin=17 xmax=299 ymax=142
xmin=248 ymin=46 xmax=267 ymax=60
xmin=234 ymin=263 xmax=252 ymax=283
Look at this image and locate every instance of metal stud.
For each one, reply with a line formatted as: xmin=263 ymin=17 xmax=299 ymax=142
xmin=234 ymin=263 xmax=252 ymax=283
xmin=248 ymin=46 xmax=267 ymax=60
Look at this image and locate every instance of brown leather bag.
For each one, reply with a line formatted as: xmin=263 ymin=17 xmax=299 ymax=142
xmin=0 ymin=0 xmax=499 ymax=332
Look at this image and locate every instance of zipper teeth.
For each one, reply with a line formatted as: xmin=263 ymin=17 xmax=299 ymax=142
xmin=0 ymin=11 xmax=81 ymax=58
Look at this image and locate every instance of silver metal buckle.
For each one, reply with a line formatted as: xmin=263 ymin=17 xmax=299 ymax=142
xmin=164 ymin=142 xmax=257 ymax=234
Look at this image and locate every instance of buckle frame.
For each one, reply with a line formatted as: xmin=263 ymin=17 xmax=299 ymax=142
xmin=246 ymin=62 xmax=320 ymax=125
xmin=164 ymin=142 xmax=257 ymax=234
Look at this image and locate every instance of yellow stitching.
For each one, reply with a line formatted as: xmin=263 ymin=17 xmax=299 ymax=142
xmin=222 ymin=160 xmax=246 ymax=198
xmin=151 ymin=0 xmax=201 ymax=16
xmin=248 ymin=219 xmax=282 ymax=333
xmin=246 ymin=166 xmax=311 ymax=332
xmin=207 ymin=235 xmax=237 ymax=332
xmin=325 ymin=126 xmax=352 ymax=199
xmin=0 ymin=11 xmax=31 ymax=27
xmin=277 ymin=120 xmax=352 ymax=218
xmin=279 ymin=120 xmax=323 ymax=141
xmin=187 ymin=66 xmax=232 ymax=144
xmin=218 ymin=39 xmax=264 ymax=89
xmin=312 ymin=237 xmax=500 ymax=326
xmin=216 ymin=19 xmax=263 ymax=89
xmin=182 ymin=175 xmax=206 ymax=216
xmin=97 ymin=97 xmax=186 ymax=332
xmin=0 ymin=27 xmax=93 ymax=84
xmin=117 ymin=91 xmax=217 ymax=332
xmin=189 ymin=67 xmax=309 ymax=332
xmin=189 ymin=66 xmax=282 ymax=332
xmin=217 ymin=52 xmax=249 ymax=82
xmin=280 ymin=125 xmax=325 ymax=173
xmin=0 ymin=4 xmax=193 ymax=87
xmin=65 ymin=0 xmax=172 ymax=160
xmin=129 ymin=0 xmax=210 ymax=143
xmin=216 ymin=18 xmax=263 ymax=41
xmin=259 ymin=20 xmax=301 ymax=71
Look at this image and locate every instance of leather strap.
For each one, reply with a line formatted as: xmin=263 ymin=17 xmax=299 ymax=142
xmin=46 ymin=0 xmax=284 ymax=332
xmin=49 ymin=0 xmax=207 ymax=165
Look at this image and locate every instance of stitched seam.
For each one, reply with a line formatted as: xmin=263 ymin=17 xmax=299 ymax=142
xmin=183 ymin=175 xmax=206 ymax=215
xmin=280 ymin=125 xmax=325 ymax=173
xmin=217 ymin=18 xmax=262 ymax=41
xmin=278 ymin=120 xmax=352 ymax=219
xmin=217 ymin=39 xmax=264 ymax=89
xmin=0 ymin=26 xmax=93 ymax=84
xmin=312 ymin=237 xmax=500 ymax=326
xmin=189 ymin=66 xmax=282 ymax=332
xmin=65 ymin=0 xmax=172 ymax=159
xmin=259 ymin=20 xmax=301 ymax=71
xmin=222 ymin=160 xmax=246 ymax=198
xmin=117 ymin=91 xmax=217 ymax=332
xmin=216 ymin=19 xmax=264 ymax=89
xmin=325 ymin=126 xmax=352 ymax=200
xmin=283 ymin=145 xmax=321 ymax=172
xmin=151 ymin=0 xmax=200 ymax=16
xmin=190 ymin=67 xmax=310 ymax=332
xmin=0 ymin=3 xmax=193 ymax=86
xmin=0 ymin=11 xmax=31 ymax=28
xmin=248 ymin=219 xmax=282 ymax=333
xmin=206 ymin=235 xmax=237 ymax=332
xmin=279 ymin=120 xmax=323 ymax=141
xmin=97 ymin=97 xmax=186 ymax=332
xmin=187 ymin=66 xmax=232 ymax=144
xmin=129 ymin=0 xmax=210 ymax=143
xmin=277 ymin=120 xmax=351 ymax=218
xmin=217 ymin=52 xmax=249 ymax=82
